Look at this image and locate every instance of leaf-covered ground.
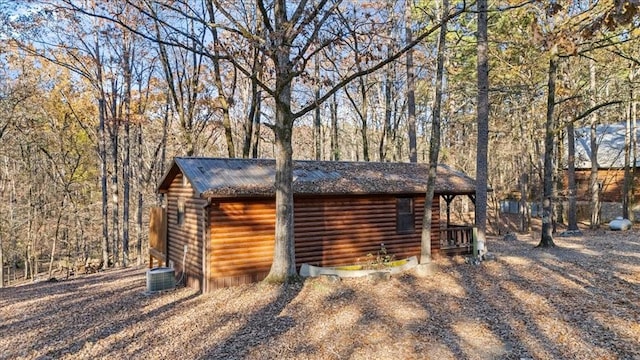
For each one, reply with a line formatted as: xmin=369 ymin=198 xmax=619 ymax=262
xmin=1 ymin=230 xmax=639 ymax=360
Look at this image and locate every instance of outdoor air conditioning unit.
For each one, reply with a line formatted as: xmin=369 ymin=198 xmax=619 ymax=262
xmin=146 ymin=267 xmax=176 ymax=292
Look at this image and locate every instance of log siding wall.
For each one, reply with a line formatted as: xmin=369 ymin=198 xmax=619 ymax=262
xmin=166 ymin=173 xmax=207 ymax=290
xmin=205 ymin=194 xmax=441 ymax=290
xmin=566 ymin=169 xmax=640 ymax=203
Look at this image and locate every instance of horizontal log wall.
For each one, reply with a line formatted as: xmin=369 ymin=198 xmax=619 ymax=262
xmin=294 ymin=195 xmax=440 ymax=266
xmin=208 ymin=199 xmax=275 ymax=288
xmin=568 ymin=169 xmax=640 ymax=203
xmin=205 ymin=194 xmax=441 ymax=290
xmin=166 ymin=173 xmax=207 ymax=290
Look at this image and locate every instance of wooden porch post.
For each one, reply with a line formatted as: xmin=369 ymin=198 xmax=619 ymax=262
xmin=443 ymin=194 xmax=455 ymax=228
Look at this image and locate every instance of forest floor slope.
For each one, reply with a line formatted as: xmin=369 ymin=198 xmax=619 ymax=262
xmin=1 ymin=230 xmax=639 ymax=359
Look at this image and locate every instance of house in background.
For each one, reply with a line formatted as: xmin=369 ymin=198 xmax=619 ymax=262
xmin=568 ymin=122 xmax=640 ymax=203
xmin=152 ymin=157 xmax=479 ymax=292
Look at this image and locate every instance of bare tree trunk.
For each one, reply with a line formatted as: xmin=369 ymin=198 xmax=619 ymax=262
xmin=110 ymin=93 xmax=120 ymax=266
xmin=314 ymin=59 xmax=322 ymax=160
xmin=207 ymin=6 xmax=235 ymax=158
xmin=265 ymin=3 xmax=298 ymax=281
xmin=520 ymin=172 xmax=530 ymax=232
xmin=330 ymin=93 xmax=339 ymax=161
xmin=539 ymin=57 xmax=557 ymax=248
xmin=360 ymin=79 xmax=370 ymax=162
xmin=122 ymin=39 xmax=132 ymax=268
xmin=406 ymin=1 xmax=417 ymax=163
xmin=96 ymin=42 xmax=110 ymax=270
xmin=567 ymin=120 xmax=579 ymax=230
xmin=632 ymin=69 xmax=638 ymax=222
xmin=381 ymin=64 xmax=393 ymax=161
xmin=623 ymin=67 xmax=636 ymax=221
xmin=589 ymin=59 xmax=601 ymax=229
xmin=0 ymin=235 xmax=4 ymax=288
xmin=623 ymin=102 xmax=632 ymax=219
xmin=475 ymin=0 xmax=489 ymax=255
xmin=421 ymin=0 xmax=448 ymax=263
xmin=266 ymin=90 xmax=297 ymax=282
xmin=251 ymin=95 xmax=261 ymax=158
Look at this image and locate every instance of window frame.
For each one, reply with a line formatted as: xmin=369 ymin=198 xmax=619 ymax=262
xmin=396 ymin=197 xmax=415 ymax=234
xmin=177 ymin=197 xmax=185 ymax=226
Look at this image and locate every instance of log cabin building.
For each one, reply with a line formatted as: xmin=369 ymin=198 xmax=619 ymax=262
xmin=567 ymin=122 xmax=640 ymax=202
xmin=152 ymin=157 xmax=479 ymax=292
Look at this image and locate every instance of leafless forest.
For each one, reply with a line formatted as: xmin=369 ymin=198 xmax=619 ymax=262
xmin=0 ymin=1 xmax=639 ymax=284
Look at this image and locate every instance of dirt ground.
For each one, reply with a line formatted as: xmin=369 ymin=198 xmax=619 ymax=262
xmin=1 ymin=229 xmax=639 ymax=360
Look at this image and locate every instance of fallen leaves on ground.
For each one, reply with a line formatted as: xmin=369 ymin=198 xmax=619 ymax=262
xmin=1 ymin=229 xmax=639 ymax=360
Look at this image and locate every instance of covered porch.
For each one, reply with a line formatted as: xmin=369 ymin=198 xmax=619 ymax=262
xmin=438 ymin=193 xmax=477 ymax=256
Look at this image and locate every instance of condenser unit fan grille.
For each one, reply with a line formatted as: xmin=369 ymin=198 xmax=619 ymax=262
xmin=147 ymin=267 xmax=176 ymax=292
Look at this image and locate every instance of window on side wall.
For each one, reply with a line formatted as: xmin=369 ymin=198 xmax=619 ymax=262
xmin=177 ymin=198 xmax=185 ymax=226
xmin=396 ymin=197 xmax=415 ymax=234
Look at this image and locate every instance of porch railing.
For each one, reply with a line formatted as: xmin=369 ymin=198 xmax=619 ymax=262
xmin=439 ymin=225 xmax=474 ymax=250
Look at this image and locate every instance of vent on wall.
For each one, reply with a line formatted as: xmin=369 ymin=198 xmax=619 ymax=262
xmin=146 ymin=267 xmax=176 ymax=292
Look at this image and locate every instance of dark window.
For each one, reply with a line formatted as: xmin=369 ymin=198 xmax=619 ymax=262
xmin=396 ymin=197 xmax=415 ymax=234
xmin=177 ymin=198 xmax=185 ymax=226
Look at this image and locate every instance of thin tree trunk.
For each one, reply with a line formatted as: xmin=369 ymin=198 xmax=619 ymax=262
xmin=111 ymin=103 xmax=120 ymax=266
xmin=520 ymin=172 xmax=530 ymax=232
xmin=539 ymin=57 xmax=557 ymax=248
xmin=381 ymin=64 xmax=393 ymax=161
xmin=623 ymin=67 xmax=635 ymax=221
xmin=122 ymin=40 xmax=132 ymax=268
xmin=136 ymin=121 xmax=143 ymax=265
xmin=589 ymin=59 xmax=601 ymax=229
xmin=406 ymin=1 xmax=417 ymax=163
xmin=567 ymin=120 xmax=579 ymax=230
xmin=0 ymin=235 xmax=4 ymax=288
xmin=632 ymin=70 xmax=637 ymax=222
xmin=314 ymin=59 xmax=322 ymax=160
xmin=207 ymin=4 xmax=235 ymax=158
xmin=475 ymin=0 xmax=489 ymax=255
xmin=360 ymin=77 xmax=370 ymax=162
xmin=251 ymin=94 xmax=261 ymax=158
xmin=421 ymin=0 xmax=448 ymax=264
xmin=623 ymin=102 xmax=632 ymax=219
xmin=49 ymin=204 xmax=64 ymax=278
xmin=330 ymin=93 xmax=339 ymax=161
xmin=96 ymin=42 xmax=110 ymax=270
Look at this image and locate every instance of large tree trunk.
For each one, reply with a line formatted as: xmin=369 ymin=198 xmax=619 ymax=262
xmin=475 ymin=0 xmax=489 ymax=255
xmin=265 ymin=2 xmax=297 ymax=282
xmin=589 ymin=59 xmax=601 ymax=229
xmin=265 ymin=88 xmax=297 ymax=282
xmin=421 ymin=0 xmax=448 ymax=264
xmin=567 ymin=120 xmax=579 ymax=230
xmin=539 ymin=57 xmax=557 ymax=248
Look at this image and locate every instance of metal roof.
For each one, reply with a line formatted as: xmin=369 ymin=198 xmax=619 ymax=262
xmin=158 ymin=157 xmax=479 ymax=198
xmin=573 ymin=122 xmax=640 ymax=169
